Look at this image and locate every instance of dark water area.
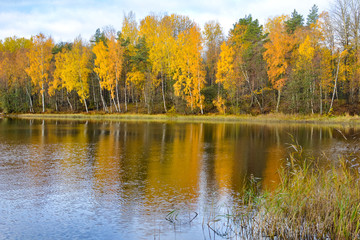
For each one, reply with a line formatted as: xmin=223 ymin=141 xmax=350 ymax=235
xmin=0 ymin=118 xmax=358 ymax=239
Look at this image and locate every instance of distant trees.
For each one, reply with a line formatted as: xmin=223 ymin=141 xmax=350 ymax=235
xmin=0 ymin=37 xmax=32 ymax=112
xmin=229 ymin=15 xmax=267 ymax=113
xmin=26 ymin=33 xmax=54 ymax=113
xmin=203 ymin=21 xmax=224 ymax=86
xmin=53 ymin=38 xmax=91 ymax=112
xmin=263 ymin=15 xmax=294 ymax=112
xmin=2 ymin=2 xmax=360 ymax=115
xmin=215 ymin=42 xmax=234 ymax=114
xmin=173 ymin=25 xmax=206 ymax=114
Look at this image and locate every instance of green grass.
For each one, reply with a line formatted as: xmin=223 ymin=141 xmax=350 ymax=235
xmin=6 ymin=112 xmax=360 ymax=125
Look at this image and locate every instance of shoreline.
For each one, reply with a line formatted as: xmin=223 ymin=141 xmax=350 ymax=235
xmin=4 ymin=112 xmax=360 ymax=125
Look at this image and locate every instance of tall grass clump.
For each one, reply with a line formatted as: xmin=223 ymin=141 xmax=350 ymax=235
xmin=207 ymin=139 xmax=360 ymax=239
xmin=253 ymin=141 xmax=360 ymax=239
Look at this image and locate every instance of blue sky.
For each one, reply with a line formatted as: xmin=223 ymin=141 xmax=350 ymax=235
xmin=1 ymin=0 xmax=330 ymax=42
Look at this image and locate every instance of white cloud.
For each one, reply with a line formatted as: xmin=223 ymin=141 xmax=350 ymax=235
xmin=246 ymin=0 xmax=330 ymax=25
xmin=0 ymin=0 xmax=331 ymax=42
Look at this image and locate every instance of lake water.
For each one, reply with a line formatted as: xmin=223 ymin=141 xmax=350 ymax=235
xmin=0 ymin=118 xmax=358 ymax=239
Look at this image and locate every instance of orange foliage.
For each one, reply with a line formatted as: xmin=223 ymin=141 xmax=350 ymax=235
xmin=263 ymin=15 xmax=295 ymax=90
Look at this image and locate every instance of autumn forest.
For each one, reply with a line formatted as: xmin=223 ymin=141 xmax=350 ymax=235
xmin=1 ymin=1 xmax=359 ymax=115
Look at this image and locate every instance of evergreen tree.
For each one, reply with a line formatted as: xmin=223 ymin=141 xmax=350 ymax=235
xmin=285 ymin=9 xmax=304 ymax=34
xmin=90 ymin=28 xmax=106 ymax=44
xmin=307 ymin=4 xmax=319 ymax=26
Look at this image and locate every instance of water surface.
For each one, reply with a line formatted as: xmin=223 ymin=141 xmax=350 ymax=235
xmin=0 ymin=118 xmax=357 ymax=239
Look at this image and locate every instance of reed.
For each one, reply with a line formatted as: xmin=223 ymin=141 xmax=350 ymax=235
xmin=206 ymin=140 xmax=360 ymax=239
xmin=258 ymin=150 xmax=360 ymax=239
xmin=239 ymin=142 xmax=360 ymax=239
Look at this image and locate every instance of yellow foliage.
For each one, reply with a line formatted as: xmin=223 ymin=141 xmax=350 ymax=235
xmin=212 ymin=96 xmax=226 ymax=114
xmin=319 ymin=48 xmax=333 ymax=93
xmin=298 ymin=35 xmax=315 ymax=63
xmin=216 ymin=42 xmax=234 ymax=91
xmin=0 ymin=37 xmax=31 ymax=89
xmin=140 ymin=14 xmax=176 ymax=87
xmin=26 ymin=33 xmax=54 ymax=92
xmin=121 ymin=11 xmax=138 ymax=45
xmin=127 ymin=71 xmax=145 ymax=89
xmin=53 ymin=38 xmax=91 ymax=102
xmin=108 ymin=34 xmax=124 ymax=85
xmin=172 ymin=25 xmax=205 ymax=111
xmin=93 ymin=40 xmax=121 ymax=98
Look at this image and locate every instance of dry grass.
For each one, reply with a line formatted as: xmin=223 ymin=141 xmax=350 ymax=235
xmin=217 ymin=141 xmax=360 ymax=239
xmin=254 ymin=145 xmax=360 ymax=239
xmin=205 ymin=138 xmax=360 ymax=239
xmin=7 ymin=112 xmax=360 ymax=125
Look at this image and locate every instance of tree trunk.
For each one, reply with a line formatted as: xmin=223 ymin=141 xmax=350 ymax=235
xmin=310 ymin=82 xmax=314 ymax=114
xmin=92 ymin=77 xmax=98 ymax=111
xmin=330 ymin=55 xmax=341 ymax=113
xmin=25 ymin=86 xmax=33 ymax=113
xmin=112 ymin=95 xmax=118 ymax=112
xmin=242 ymin=67 xmax=263 ymax=113
xmin=79 ymin=72 xmax=89 ymax=113
xmin=131 ymin=83 xmax=135 ymax=104
xmin=161 ymin=71 xmax=167 ymax=113
xmin=236 ymin=88 xmax=239 ymax=114
xmin=144 ymin=88 xmax=150 ymax=114
xmin=99 ymin=87 xmax=107 ymax=112
xmin=109 ymin=94 xmax=112 ymax=113
xmin=66 ymin=94 xmax=73 ymax=111
xmin=116 ymin=79 xmax=121 ymax=112
xmin=84 ymin=98 xmax=88 ymax=113
xmin=320 ymin=83 xmax=323 ymax=115
xmin=55 ymin=93 xmax=58 ymax=112
xmin=197 ymin=69 xmax=203 ymax=115
xmin=41 ymin=83 xmax=45 ymax=113
xmin=124 ymin=79 xmax=128 ymax=112
xmin=276 ymin=89 xmax=281 ymax=113
xmin=97 ymin=75 xmax=108 ymax=112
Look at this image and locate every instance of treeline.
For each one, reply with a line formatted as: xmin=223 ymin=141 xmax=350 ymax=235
xmin=1 ymin=1 xmax=360 ymax=115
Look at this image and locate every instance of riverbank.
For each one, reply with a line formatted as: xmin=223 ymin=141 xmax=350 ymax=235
xmin=5 ymin=112 xmax=360 ymax=125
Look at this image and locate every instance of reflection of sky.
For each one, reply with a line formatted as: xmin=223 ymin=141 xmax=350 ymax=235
xmin=1 ymin=0 xmax=330 ymax=42
xmin=0 ymin=119 xmax=358 ymax=239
